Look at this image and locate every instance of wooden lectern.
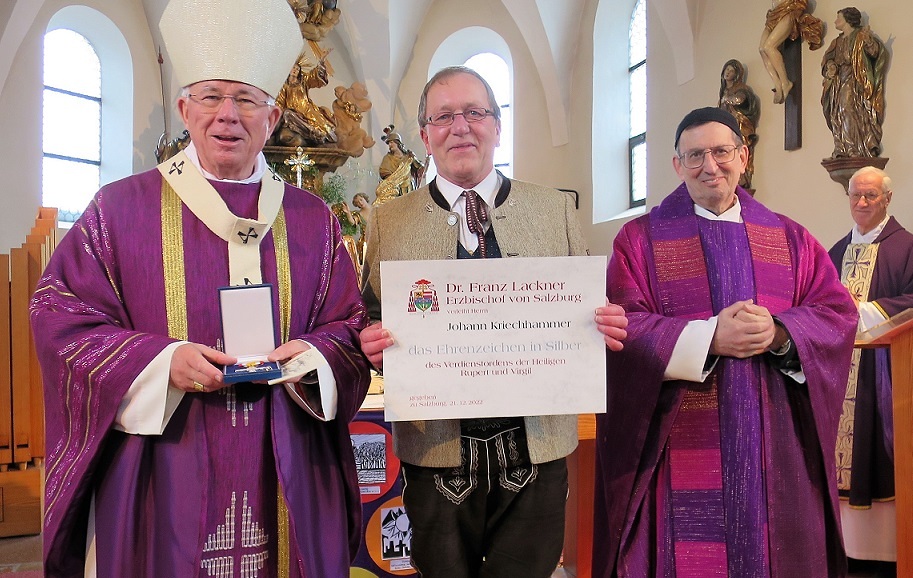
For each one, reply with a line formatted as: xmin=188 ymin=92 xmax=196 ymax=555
xmin=855 ymin=308 xmax=913 ymax=576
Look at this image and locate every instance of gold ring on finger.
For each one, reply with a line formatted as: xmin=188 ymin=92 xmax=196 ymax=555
xmin=193 ymin=381 xmax=205 ymax=392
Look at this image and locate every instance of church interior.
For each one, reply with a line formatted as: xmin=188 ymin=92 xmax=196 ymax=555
xmin=0 ymin=0 xmax=910 ymax=576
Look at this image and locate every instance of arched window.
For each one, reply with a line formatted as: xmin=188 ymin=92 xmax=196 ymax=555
xmin=43 ymin=6 xmax=134 ymax=226
xmin=592 ymin=0 xmax=645 ymax=222
xmin=464 ymin=53 xmax=512 ymax=178
xmin=43 ymin=29 xmax=101 ymax=224
xmin=628 ymin=0 xmax=646 ymax=208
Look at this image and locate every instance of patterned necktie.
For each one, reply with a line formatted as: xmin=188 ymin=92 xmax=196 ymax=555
xmin=463 ymin=190 xmax=488 ymax=258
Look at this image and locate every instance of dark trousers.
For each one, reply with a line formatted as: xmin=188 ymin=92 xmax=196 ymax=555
xmin=401 ymin=432 xmax=568 ymax=578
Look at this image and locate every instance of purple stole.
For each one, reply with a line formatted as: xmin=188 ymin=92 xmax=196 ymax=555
xmin=648 ymin=184 xmax=794 ymax=577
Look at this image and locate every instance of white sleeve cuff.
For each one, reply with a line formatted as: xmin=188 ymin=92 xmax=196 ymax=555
xmin=283 ymin=341 xmax=338 ymax=421
xmin=114 ymin=341 xmax=186 ymax=435
xmin=858 ymin=301 xmax=888 ymax=333
xmin=664 ymin=317 xmax=718 ymax=382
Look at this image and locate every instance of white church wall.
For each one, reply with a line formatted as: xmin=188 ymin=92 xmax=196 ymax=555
xmin=0 ymin=0 xmax=161 ymax=253
xmin=1 ymin=0 xmax=909 ymax=257
xmin=643 ymin=0 xmax=910 ymax=253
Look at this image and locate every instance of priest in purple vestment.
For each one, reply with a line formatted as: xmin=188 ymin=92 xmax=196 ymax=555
xmin=29 ymin=1 xmax=370 ymax=576
xmin=828 ymin=166 xmax=913 ymax=572
xmin=593 ymin=107 xmax=858 ymax=578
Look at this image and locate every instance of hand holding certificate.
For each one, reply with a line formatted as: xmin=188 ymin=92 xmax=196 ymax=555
xmin=379 ymin=256 xmax=608 ymax=421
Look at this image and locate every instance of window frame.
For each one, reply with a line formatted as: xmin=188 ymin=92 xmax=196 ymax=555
xmin=464 ymin=52 xmax=513 ymax=179
xmin=628 ymin=0 xmax=647 ymax=209
xmin=42 ymin=28 xmax=103 ymax=224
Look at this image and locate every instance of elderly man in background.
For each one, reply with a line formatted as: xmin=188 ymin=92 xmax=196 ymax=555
xmin=593 ymin=107 xmax=857 ymax=577
xmin=829 ymin=166 xmax=913 ymax=576
xmin=30 ymin=0 xmax=370 ymax=576
xmin=359 ymin=66 xmax=628 ymax=578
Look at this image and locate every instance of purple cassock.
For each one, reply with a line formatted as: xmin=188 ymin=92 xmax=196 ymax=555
xmin=30 ymin=167 xmax=371 ymax=577
xmin=593 ymin=185 xmax=857 ymax=578
xmin=828 ymin=216 xmax=913 ymax=507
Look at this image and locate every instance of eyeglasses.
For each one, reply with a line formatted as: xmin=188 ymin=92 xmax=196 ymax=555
xmin=677 ymin=145 xmax=741 ymax=169
xmin=848 ymin=190 xmax=886 ymax=203
xmin=187 ymin=92 xmax=274 ymax=113
xmin=426 ymin=108 xmax=494 ymax=127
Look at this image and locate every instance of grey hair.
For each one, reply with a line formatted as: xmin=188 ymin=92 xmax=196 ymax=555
xmin=417 ymin=66 xmax=501 ymax=128
xmin=850 ymin=166 xmax=892 ymax=193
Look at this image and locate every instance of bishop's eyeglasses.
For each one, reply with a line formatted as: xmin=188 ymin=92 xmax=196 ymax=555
xmin=425 ymin=108 xmax=495 ymax=127
xmin=187 ymin=92 xmax=274 ymax=113
xmin=677 ymin=145 xmax=741 ymax=169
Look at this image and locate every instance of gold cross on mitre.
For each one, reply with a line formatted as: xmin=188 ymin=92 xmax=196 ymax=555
xmin=284 ymin=146 xmax=315 ymax=188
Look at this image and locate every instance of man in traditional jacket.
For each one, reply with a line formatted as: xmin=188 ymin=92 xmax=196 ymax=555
xmin=358 ymin=66 xmax=628 ymax=578
xmin=829 ymin=166 xmax=913 ymax=573
xmin=593 ymin=107 xmax=857 ymax=577
xmin=30 ymin=0 xmax=370 ymax=576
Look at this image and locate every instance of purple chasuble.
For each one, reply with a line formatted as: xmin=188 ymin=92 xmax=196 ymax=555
xmin=31 ymin=168 xmax=371 ymax=577
xmin=593 ymin=184 xmax=857 ymax=578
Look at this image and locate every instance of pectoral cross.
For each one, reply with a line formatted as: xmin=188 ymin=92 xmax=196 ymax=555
xmin=237 ymin=227 xmax=259 ymax=245
xmin=284 ymin=146 xmax=314 ymax=189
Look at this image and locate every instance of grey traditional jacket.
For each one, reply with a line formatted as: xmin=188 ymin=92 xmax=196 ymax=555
xmin=361 ymin=176 xmax=588 ymax=467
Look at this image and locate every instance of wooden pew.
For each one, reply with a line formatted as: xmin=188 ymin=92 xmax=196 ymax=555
xmin=0 ymin=208 xmax=58 ymax=537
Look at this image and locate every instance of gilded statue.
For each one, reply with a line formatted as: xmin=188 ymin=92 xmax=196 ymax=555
xmin=718 ymin=60 xmax=761 ymax=189
xmin=352 ymin=192 xmax=372 ymax=240
xmin=271 ymin=55 xmax=337 ymax=147
xmin=330 ymin=199 xmax=364 ymax=282
xmin=759 ymin=0 xmax=824 ymax=104
xmin=375 ymin=125 xmax=426 ymax=205
xmin=288 ymin=0 xmax=340 ymax=41
xmin=332 ymin=83 xmax=375 ymax=157
xmin=821 ymin=7 xmax=888 ymax=159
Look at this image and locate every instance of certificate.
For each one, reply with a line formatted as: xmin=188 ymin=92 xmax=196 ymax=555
xmin=379 ymin=256 xmax=607 ymax=421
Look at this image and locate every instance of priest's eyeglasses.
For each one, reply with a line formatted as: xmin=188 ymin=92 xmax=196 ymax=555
xmin=847 ymin=190 xmax=885 ymax=203
xmin=187 ymin=92 xmax=274 ymax=113
xmin=678 ymin=145 xmax=741 ymax=169
xmin=426 ymin=108 xmax=494 ymax=127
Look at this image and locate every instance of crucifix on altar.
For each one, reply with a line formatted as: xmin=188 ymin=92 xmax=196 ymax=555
xmin=284 ymin=146 xmax=315 ymax=189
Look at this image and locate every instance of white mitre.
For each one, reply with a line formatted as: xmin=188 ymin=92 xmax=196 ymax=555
xmin=159 ymin=0 xmax=304 ymax=97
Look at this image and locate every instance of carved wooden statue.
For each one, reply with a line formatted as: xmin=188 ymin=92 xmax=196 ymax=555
xmin=759 ymin=0 xmax=824 ymax=104
xmin=718 ymin=60 xmax=761 ymax=189
xmin=821 ymin=7 xmax=888 ymax=159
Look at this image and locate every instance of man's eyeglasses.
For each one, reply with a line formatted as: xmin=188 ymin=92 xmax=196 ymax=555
xmin=426 ymin=108 xmax=494 ymax=127
xmin=677 ymin=145 xmax=741 ymax=169
xmin=847 ymin=190 xmax=886 ymax=203
xmin=187 ymin=93 xmax=274 ymax=113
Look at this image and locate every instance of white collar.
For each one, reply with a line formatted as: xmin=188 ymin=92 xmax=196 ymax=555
xmin=435 ymin=169 xmax=500 ymax=210
xmin=851 ymin=214 xmax=890 ymax=244
xmin=183 ymin=141 xmax=267 ymax=184
xmin=694 ymin=197 xmax=743 ymax=222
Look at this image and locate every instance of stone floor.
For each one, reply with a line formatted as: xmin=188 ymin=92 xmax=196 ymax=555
xmin=0 ymin=533 xmax=41 ymax=574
